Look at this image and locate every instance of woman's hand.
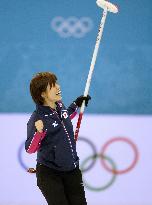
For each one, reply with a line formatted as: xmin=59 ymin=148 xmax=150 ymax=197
xmin=74 ymin=95 xmax=91 ymax=107
xmin=35 ymin=120 xmax=44 ymax=133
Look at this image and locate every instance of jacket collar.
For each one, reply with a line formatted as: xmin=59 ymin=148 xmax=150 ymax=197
xmin=36 ymin=101 xmax=62 ymax=115
xmin=36 ymin=104 xmax=54 ymax=114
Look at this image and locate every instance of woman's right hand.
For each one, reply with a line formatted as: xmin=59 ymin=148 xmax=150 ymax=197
xmin=35 ymin=120 xmax=44 ymax=133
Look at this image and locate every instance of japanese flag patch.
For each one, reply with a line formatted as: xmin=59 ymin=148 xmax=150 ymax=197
xmin=62 ymin=111 xmax=68 ymax=119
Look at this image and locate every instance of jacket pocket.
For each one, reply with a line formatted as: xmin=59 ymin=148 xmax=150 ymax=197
xmin=38 ymin=145 xmax=56 ymax=162
xmin=54 ymin=145 xmax=71 ymax=167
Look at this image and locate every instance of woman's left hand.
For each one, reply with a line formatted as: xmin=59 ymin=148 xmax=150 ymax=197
xmin=74 ymin=95 xmax=91 ymax=107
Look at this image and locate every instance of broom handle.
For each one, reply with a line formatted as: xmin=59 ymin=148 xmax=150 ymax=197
xmin=74 ymin=9 xmax=108 ymax=141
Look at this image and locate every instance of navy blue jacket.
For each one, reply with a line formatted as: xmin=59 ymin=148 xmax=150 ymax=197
xmin=25 ymin=101 xmax=79 ymax=171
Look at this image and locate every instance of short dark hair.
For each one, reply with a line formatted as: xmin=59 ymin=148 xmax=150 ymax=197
xmin=30 ymin=72 xmax=57 ymax=105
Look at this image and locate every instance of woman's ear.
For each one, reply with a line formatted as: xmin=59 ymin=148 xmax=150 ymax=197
xmin=41 ymin=92 xmax=45 ymax=99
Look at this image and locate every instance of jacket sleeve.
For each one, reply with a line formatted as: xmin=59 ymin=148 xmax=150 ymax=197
xmin=67 ymin=102 xmax=78 ymax=120
xmin=25 ymin=112 xmax=47 ymax=154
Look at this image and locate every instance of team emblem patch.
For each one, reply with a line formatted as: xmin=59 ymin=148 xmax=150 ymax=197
xmin=52 ymin=121 xmax=58 ymax=127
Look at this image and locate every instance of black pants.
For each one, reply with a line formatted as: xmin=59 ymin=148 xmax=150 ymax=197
xmin=36 ymin=163 xmax=87 ymax=205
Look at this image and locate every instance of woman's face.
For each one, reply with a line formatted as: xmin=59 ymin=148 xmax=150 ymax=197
xmin=42 ymin=82 xmax=62 ymax=104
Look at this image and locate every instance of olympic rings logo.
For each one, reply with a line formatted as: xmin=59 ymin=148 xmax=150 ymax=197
xmin=79 ymin=137 xmax=139 ymax=191
xmin=50 ymin=16 xmax=93 ymax=38
xmin=18 ymin=136 xmax=139 ymax=192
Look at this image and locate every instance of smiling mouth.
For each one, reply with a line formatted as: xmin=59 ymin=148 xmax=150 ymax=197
xmin=56 ymin=90 xmax=61 ymax=96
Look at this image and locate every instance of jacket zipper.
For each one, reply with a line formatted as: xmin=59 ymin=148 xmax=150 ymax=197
xmin=50 ymin=108 xmax=77 ymax=168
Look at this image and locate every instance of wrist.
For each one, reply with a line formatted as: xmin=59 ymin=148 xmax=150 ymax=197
xmin=37 ymin=129 xmax=43 ymax=133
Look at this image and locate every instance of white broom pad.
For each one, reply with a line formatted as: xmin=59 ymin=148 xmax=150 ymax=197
xmin=96 ymin=0 xmax=118 ymax=13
